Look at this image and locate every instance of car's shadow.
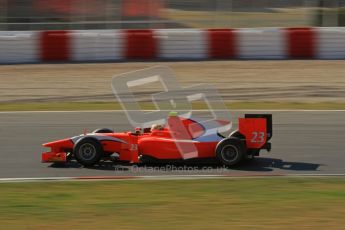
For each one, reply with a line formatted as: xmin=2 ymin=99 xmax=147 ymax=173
xmin=50 ymin=157 xmax=322 ymax=172
xmin=235 ymin=157 xmax=322 ymax=172
xmin=50 ymin=161 xmax=126 ymax=171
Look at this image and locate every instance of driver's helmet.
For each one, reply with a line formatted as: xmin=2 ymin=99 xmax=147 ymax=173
xmin=135 ymin=127 xmax=142 ymax=135
xmin=150 ymin=124 xmax=164 ymax=132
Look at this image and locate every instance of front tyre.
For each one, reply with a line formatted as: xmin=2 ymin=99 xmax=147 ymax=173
xmin=215 ymin=138 xmax=246 ymax=167
xmin=74 ymin=137 xmax=103 ymax=167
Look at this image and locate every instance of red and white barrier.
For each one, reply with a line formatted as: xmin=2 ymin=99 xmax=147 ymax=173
xmin=207 ymin=29 xmax=237 ymax=59
xmin=71 ymin=30 xmax=124 ymax=61
xmin=156 ymin=29 xmax=208 ymax=59
xmin=0 ymin=31 xmax=39 ymax=63
xmin=125 ymin=29 xmax=157 ymax=59
xmin=40 ymin=30 xmax=71 ymax=61
xmin=286 ymin=27 xmax=316 ymax=59
xmin=0 ymin=27 xmax=345 ymax=63
xmin=317 ymin=27 xmax=345 ymax=59
xmin=237 ymin=28 xmax=285 ymax=59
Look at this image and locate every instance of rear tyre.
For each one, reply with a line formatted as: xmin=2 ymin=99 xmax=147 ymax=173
xmin=229 ymin=130 xmax=245 ymax=139
xmin=93 ymin=128 xmax=113 ymax=133
xmin=215 ymin=138 xmax=246 ymax=167
xmin=74 ymin=137 xmax=103 ymax=167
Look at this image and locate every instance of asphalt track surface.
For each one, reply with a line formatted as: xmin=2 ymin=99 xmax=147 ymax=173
xmin=0 ymin=110 xmax=344 ymax=178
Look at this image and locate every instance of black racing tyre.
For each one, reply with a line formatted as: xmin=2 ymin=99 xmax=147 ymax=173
xmin=215 ymin=138 xmax=246 ymax=167
xmin=74 ymin=137 xmax=103 ymax=167
xmin=229 ymin=130 xmax=245 ymax=139
xmin=92 ymin=128 xmax=113 ymax=133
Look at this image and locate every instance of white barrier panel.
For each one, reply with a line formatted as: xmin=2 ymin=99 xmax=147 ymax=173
xmin=317 ymin=27 xmax=345 ymax=59
xmin=155 ymin=29 xmax=207 ymax=59
xmin=237 ymin=28 xmax=285 ymax=59
xmin=0 ymin=31 xmax=38 ymax=63
xmin=71 ymin=30 xmax=123 ymax=61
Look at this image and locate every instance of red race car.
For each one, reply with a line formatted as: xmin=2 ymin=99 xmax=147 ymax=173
xmin=42 ymin=113 xmax=272 ymax=167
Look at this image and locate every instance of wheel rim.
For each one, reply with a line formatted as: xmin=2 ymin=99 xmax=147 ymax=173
xmin=221 ymin=145 xmax=239 ymax=163
xmin=78 ymin=143 xmax=97 ymax=161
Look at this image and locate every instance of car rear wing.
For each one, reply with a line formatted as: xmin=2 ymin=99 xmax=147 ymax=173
xmin=238 ymin=114 xmax=272 ymax=150
xmin=245 ymin=114 xmax=272 ymax=141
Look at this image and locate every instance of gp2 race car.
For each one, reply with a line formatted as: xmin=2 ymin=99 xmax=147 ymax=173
xmin=42 ymin=113 xmax=272 ymax=167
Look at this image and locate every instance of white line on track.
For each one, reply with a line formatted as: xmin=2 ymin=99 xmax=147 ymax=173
xmin=1 ymin=109 xmax=345 ymax=114
xmin=0 ymin=174 xmax=345 ymax=183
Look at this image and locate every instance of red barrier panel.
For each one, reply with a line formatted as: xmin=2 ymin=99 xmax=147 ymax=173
xmin=207 ymin=29 xmax=237 ymax=59
xmin=286 ymin=28 xmax=316 ymax=59
xmin=125 ymin=30 xmax=157 ymax=59
xmin=40 ymin=30 xmax=70 ymax=61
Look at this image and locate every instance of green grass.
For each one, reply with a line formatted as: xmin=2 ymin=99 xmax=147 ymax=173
xmin=1 ymin=101 xmax=345 ymax=111
xmin=0 ymin=178 xmax=344 ymax=229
